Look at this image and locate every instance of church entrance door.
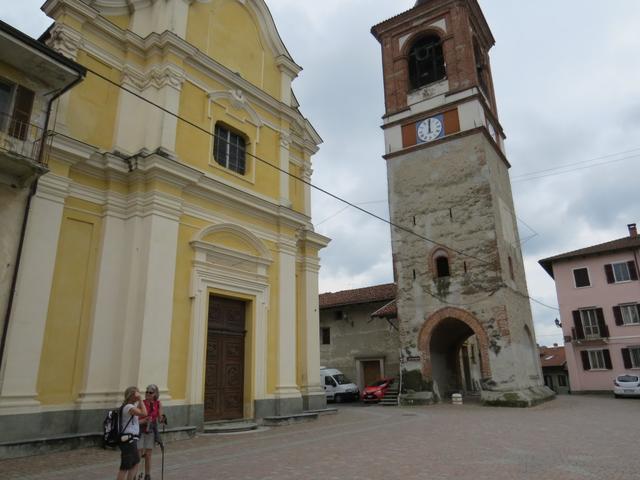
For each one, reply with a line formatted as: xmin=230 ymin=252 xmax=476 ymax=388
xmin=204 ymin=296 xmax=246 ymax=421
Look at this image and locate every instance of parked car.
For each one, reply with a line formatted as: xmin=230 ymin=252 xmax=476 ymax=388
xmin=613 ymin=374 xmax=640 ymax=398
xmin=321 ymin=367 xmax=359 ymax=403
xmin=361 ymin=378 xmax=395 ymax=403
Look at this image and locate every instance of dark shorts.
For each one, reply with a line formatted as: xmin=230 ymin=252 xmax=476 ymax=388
xmin=119 ymin=438 xmax=140 ymax=471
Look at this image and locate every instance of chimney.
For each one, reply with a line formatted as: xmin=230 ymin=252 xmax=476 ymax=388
xmin=553 ymin=343 xmax=558 ymax=348
xmin=629 ymin=223 xmax=638 ymax=238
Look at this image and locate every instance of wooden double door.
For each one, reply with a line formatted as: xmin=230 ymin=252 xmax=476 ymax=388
xmin=204 ymin=296 xmax=246 ymax=421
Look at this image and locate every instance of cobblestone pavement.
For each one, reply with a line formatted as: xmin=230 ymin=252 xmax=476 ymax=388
xmin=2 ymin=395 xmax=639 ymax=480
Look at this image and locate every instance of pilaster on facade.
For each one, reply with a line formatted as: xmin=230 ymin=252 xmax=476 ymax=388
xmin=278 ymin=131 xmax=291 ymax=207
xmin=275 ymin=238 xmax=301 ymax=400
xmin=0 ymin=175 xmax=71 ymax=409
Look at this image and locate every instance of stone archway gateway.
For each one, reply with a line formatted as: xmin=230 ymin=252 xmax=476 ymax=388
xmin=418 ymin=307 xmax=491 ymax=398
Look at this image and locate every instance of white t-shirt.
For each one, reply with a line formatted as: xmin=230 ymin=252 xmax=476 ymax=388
xmin=121 ymin=403 xmax=140 ymax=436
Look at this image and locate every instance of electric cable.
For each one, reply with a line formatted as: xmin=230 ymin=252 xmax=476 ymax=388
xmin=81 ymin=65 xmax=495 ymax=266
xmin=512 ymin=153 xmax=640 ymax=183
xmin=511 ymin=146 xmax=640 ymax=180
xmin=52 ymin=66 xmax=561 ymax=312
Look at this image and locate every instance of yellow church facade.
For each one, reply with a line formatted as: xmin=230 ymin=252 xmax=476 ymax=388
xmin=0 ymin=0 xmax=329 ymax=445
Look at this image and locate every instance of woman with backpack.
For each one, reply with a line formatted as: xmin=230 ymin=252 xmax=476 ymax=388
xmin=117 ymin=386 xmax=148 ymax=480
xmin=138 ymin=384 xmax=165 ymax=480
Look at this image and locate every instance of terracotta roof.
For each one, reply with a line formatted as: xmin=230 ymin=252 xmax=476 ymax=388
xmin=371 ymin=299 xmax=397 ymax=319
xmin=539 ymin=346 xmax=566 ymax=368
xmin=319 ymin=283 xmax=396 ymax=309
xmin=539 ymin=234 xmax=640 ymax=278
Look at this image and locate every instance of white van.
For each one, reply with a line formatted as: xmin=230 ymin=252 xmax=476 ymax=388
xmin=320 ymin=367 xmax=360 ymax=403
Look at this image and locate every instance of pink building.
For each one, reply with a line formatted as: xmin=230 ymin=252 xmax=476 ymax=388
xmin=539 ymin=224 xmax=640 ymax=393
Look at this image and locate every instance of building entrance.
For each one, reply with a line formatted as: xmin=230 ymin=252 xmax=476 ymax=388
xmin=205 ymin=296 xmax=246 ymax=421
xmin=429 ymin=318 xmax=479 ymax=399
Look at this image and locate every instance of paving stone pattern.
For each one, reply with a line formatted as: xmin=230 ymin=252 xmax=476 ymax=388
xmin=2 ymin=395 xmax=639 ymax=479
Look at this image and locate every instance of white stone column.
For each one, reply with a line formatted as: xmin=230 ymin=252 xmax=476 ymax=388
xmin=0 ymin=174 xmax=69 ymax=407
xmin=298 ymin=256 xmax=325 ymax=406
xmin=279 ymin=133 xmax=291 ymax=207
xmin=76 ymin=194 xmax=129 ymax=406
xmin=275 ymin=240 xmax=301 ymax=405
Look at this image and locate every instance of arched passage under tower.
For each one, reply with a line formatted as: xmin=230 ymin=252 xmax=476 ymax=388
xmin=418 ymin=308 xmax=491 ymax=401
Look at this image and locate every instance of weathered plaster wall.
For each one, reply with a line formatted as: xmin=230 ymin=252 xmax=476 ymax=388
xmin=320 ymin=302 xmax=400 ymax=390
xmin=0 ymin=186 xmax=28 ymax=340
xmin=388 ymin=131 xmax=543 ymax=393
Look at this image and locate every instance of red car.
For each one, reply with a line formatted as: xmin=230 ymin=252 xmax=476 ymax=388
xmin=361 ymin=378 xmax=395 ymax=403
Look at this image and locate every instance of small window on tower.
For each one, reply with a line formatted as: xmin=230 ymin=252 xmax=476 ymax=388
xmin=408 ymin=35 xmax=446 ymax=90
xmin=508 ymin=256 xmax=515 ymax=280
xmin=436 ymin=256 xmax=450 ymax=278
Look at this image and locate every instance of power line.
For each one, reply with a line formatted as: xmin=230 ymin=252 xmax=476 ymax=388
xmin=512 ymin=152 xmax=640 ymax=183
xmin=82 ymin=66 xmax=494 ymax=266
xmin=511 ymin=146 xmax=640 ymax=179
xmin=67 ymin=66 xmax=559 ymax=312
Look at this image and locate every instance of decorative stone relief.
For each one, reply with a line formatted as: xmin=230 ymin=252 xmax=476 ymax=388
xmin=279 ymin=133 xmax=291 ymax=149
xmin=121 ymin=65 xmax=185 ymax=91
xmin=47 ymin=25 xmax=82 ymax=60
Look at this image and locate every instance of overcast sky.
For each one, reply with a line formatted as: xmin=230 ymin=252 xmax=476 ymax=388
xmin=4 ymin=0 xmax=640 ymax=347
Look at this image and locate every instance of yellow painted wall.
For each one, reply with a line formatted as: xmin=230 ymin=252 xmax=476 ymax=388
xmin=37 ymin=204 xmax=102 ymax=404
xmin=167 ymin=221 xmax=199 ymax=400
xmin=66 ymin=53 xmax=120 ymax=150
xmin=187 ymin=0 xmax=281 ymax=99
xmin=104 ymin=14 xmax=130 ymax=30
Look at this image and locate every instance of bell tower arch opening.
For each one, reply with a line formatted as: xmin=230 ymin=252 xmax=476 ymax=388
xmin=408 ymin=35 xmax=446 ymax=90
xmin=419 ymin=307 xmax=491 ymax=400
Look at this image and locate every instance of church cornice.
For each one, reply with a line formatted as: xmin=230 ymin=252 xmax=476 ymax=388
xmin=49 ymin=135 xmax=315 ymax=230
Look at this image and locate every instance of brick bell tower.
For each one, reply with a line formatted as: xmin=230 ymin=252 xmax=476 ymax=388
xmin=372 ymin=0 xmax=554 ymax=406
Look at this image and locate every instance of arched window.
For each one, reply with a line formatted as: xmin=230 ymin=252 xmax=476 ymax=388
xmin=214 ymin=123 xmax=247 ymax=175
xmin=408 ymin=35 xmax=446 ymax=90
xmin=436 ymin=255 xmax=450 ymax=278
xmin=473 ymin=38 xmax=488 ymax=94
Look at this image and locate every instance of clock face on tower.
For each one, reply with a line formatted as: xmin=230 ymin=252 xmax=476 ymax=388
xmin=416 ymin=115 xmax=445 ymax=144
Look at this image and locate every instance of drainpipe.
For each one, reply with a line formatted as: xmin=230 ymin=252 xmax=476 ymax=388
xmin=0 ymin=73 xmax=85 ymax=373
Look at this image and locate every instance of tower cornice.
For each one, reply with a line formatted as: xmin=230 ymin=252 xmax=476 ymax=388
xmin=372 ymin=0 xmax=494 ymax=48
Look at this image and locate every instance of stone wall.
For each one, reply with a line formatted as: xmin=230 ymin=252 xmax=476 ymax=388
xmin=387 ymin=130 xmax=548 ymax=401
xmin=319 ymin=302 xmax=400 ymax=390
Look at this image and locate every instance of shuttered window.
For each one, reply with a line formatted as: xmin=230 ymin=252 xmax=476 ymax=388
xmin=580 ymin=309 xmax=600 ymax=338
xmin=0 ymin=79 xmax=13 ymax=116
xmin=10 ymin=85 xmax=34 ymax=140
xmin=573 ymin=308 xmax=609 ymax=339
xmin=622 ymin=305 xmax=640 ymax=325
xmin=581 ymin=349 xmax=612 ymax=370
xmin=622 ymin=347 xmax=640 ymax=369
xmin=605 ymin=261 xmax=639 ymax=283
xmin=213 ymin=124 xmax=246 ymax=175
xmin=573 ymin=268 xmax=590 ymax=288
xmin=0 ymin=80 xmax=34 ymax=141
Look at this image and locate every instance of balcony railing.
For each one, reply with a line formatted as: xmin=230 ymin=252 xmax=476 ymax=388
xmin=0 ymin=112 xmax=45 ymax=165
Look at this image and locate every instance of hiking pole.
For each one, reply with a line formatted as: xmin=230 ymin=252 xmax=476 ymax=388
xmin=158 ymin=416 xmax=167 ymax=480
